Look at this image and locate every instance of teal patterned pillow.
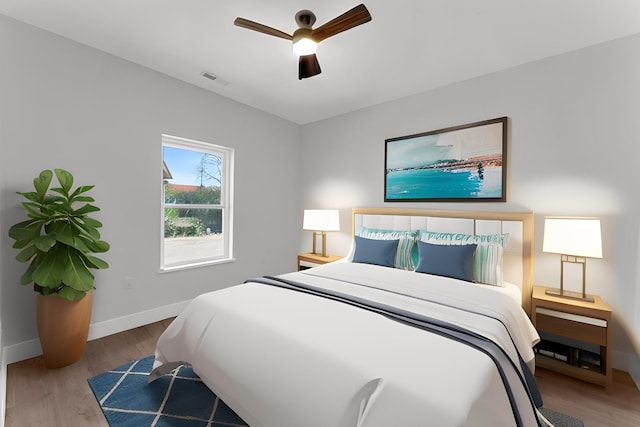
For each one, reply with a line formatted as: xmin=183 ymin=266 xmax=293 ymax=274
xmin=418 ymin=231 xmax=509 ymax=286
xmin=358 ymin=227 xmax=418 ymax=270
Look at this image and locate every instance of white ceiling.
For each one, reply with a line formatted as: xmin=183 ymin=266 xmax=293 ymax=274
xmin=2 ymin=1 xmax=640 ymax=124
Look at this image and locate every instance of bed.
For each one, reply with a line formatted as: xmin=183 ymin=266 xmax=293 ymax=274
xmin=151 ymin=208 xmax=550 ymax=427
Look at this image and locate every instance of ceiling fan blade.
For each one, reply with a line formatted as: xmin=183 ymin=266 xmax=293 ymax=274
xmin=299 ymin=54 xmax=322 ymax=80
xmin=311 ymin=4 xmax=371 ymax=43
xmin=234 ymin=17 xmax=293 ymax=41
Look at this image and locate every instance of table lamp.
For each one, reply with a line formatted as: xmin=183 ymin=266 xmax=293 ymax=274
xmin=303 ymin=210 xmax=339 ymax=257
xmin=542 ymin=217 xmax=602 ymax=302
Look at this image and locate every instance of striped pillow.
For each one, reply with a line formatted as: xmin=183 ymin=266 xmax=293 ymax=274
xmin=358 ymin=227 xmax=418 ymax=270
xmin=418 ymin=231 xmax=509 ymax=286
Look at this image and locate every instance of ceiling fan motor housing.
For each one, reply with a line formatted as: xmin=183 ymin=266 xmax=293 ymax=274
xmin=295 ymin=10 xmax=316 ymax=28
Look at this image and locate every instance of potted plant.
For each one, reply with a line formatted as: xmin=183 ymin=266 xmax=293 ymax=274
xmin=8 ymin=168 xmax=110 ymax=368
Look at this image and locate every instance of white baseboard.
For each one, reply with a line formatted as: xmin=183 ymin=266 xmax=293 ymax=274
xmin=1 ymin=345 xmax=5 ymax=427
xmin=2 ymin=299 xmax=191 ymax=366
xmin=1 ymin=319 xmax=5 ymax=427
xmin=86 ymin=299 xmax=190 ymax=341
xmin=1 ymin=356 xmax=5 ymax=427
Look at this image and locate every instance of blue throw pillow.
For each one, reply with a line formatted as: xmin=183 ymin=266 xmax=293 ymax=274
xmin=352 ymin=235 xmax=399 ymax=268
xmin=358 ymin=227 xmax=418 ymax=270
xmin=418 ymin=230 xmax=509 ymax=286
xmin=415 ymin=241 xmax=477 ymax=282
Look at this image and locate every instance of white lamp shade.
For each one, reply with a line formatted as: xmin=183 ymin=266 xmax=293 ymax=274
xmin=543 ymin=217 xmax=602 ymax=258
xmin=303 ymin=210 xmax=339 ymax=232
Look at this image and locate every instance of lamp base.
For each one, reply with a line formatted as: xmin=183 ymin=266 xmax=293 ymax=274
xmin=545 ymin=287 xmax=595 ymax=303
xmin=311 ymin=231 xmax=328 ymax=258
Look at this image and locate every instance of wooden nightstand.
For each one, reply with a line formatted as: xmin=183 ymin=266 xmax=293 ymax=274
xmin=531 ymin=285 xmax=612 ymax=391
xmin=297 ymin=253 xmax=342 ymax=271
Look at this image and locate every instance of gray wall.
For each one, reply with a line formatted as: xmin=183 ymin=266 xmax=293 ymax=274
xmin=299 ymin=33 xmax=640 ymax=380
xmin=2 ymin=12 xmax=640 ymax=386
xmin=0 ymin=15 xmax=302 ymax=354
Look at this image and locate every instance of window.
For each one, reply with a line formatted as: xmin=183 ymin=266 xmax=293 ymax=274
xmin=161 ymin=135 xmax=234 ymax=270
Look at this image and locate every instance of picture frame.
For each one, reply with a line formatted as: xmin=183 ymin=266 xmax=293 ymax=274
xmin=384 ymin=117 xmax=508 ymax=202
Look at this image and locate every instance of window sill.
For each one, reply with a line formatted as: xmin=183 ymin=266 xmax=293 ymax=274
xmin=159 ymin=257 xmax=236 ymax=273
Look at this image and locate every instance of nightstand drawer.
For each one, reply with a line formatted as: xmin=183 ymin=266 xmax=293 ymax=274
xmin=536 ymin=307 xmax=607 ymax=327
xmin=536 ymin=310 xmax=607 ymax=346
xmin=299 ymin=260 xmax=323 ymax=270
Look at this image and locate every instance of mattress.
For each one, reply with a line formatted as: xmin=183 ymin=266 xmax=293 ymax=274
xmin=151 ymin=262 xmax=545 ymax=427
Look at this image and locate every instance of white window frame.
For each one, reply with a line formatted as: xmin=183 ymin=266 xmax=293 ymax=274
xmin=160 ymin=134 xmax=234 ymax=271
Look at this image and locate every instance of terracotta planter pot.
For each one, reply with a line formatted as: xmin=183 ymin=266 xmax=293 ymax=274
xmin=36 ymin=291 xmax=92 ymax=369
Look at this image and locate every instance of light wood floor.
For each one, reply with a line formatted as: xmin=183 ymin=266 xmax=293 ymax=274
xmin=535 ymin=366 xmax=640 ymax=426
xmin=5 ymin=319 xmax=173 ymax=427
xmin=5 ymin=318 xmax=640 ymax=426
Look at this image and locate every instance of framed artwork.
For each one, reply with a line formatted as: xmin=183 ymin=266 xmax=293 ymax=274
xmin=384 ymin=117 xmax=507 ymax=202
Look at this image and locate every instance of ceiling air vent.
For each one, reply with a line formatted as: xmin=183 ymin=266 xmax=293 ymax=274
xmin=201 ymin=71 xmax=230 ymax=86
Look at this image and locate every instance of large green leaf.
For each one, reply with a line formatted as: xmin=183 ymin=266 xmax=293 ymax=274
xmin=71 ymin=196 xmax=95 ymax=203
xmin=85 ymin=239 xmax=110 ymax=253
xmin=20 ymin=260 xmax=38 ymax=285
xmin=47 ymin=221 xmax=78 ymax=246
xmin=16 ymin=244 xmax=38 ymax=263
xmin=49 ymin=187 xmax=69 ymax=197
xmin=58 ymin=286 xmax=86 ymax=302
xmin=46 ymin=195 xmax=72 ymax=214
xmin=32 ymin=250 xmax=66 ymax=288
xmin=70 ymin=184 xmax=95 ymax=199
xmin=21 ymin=202 xmax=48 ymax=219
xmin=54 ymin=169 xmax=74 ymax=194
xmin=69 ymin=185 xmax=95 ymax=202
xmin=9 ymin=220 xmax=42 ymax=248
xmin=71 ymin=236 xmax=91 ymax=253
xmin=77 ymin=184 xmax=95 ymax=194
xmin=71 ymin=217 xmax=100 ymax=240
xmin=42 ymin=194 xmax=66 ymax=206
xmin=17 ymin=191 xmax=42 ymax=203
xmin=85 ymin=255 xmax=109 ymax=269
xmin=62 ymin=250 xmax=94 ymax=291
xmin=73 ymin=204 xmax=100 ymax=215
xmin=33 ymin=170 xmax=52 ymax=200
xmin=79 ymin=216 xmax=103 ymax=229
xmin=34 ymin=235 xmax=57 ymax=252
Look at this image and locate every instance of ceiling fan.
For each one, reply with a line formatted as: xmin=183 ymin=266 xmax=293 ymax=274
xmin=234 ymin=4 xmax=372 ymax=80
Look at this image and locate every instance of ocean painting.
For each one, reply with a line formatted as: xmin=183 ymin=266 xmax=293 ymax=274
xmin=385 ymin=117 xmax=507 ymax=201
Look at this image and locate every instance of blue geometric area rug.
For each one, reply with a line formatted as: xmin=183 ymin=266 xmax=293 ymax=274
xmin=90 ymin=356 xmax=583 ymax=427
xmin=539 ymin=407 xmax=584 ymax=427
xmin=87 ymin=355 xmax=248 ymax=427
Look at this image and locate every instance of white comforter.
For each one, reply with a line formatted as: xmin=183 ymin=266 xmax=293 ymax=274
xmin=152 ymin=262 xmax=542 ymax=427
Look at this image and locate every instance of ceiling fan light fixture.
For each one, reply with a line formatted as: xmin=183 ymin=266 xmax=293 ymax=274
xmin=292 ymin=27 xmax=317 ymax=56
xmin=292 ymin=37 xmax=317 ymax=56
xmin=234 ymin=4 xmax=371 ymax=78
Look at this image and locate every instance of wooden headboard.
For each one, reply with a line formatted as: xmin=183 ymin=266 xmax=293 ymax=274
xmin=350 ymin=207 xmax=534 ymax=315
